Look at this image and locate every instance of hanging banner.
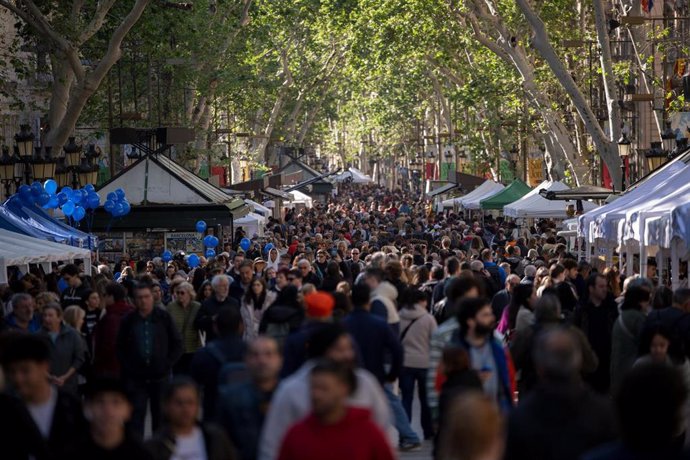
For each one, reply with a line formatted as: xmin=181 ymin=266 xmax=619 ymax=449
xmin=527 ymin=158 xmax=544 ymax=186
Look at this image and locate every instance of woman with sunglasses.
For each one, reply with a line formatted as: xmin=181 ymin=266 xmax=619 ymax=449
xmin=166 ymin=282 xmax=202 ymax=375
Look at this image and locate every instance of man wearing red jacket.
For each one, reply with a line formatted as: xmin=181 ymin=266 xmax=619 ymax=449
xmin=277 ymin=360 xmax=394 ymax=460
xmin=92 ymin=282 xmax=134 ymax=378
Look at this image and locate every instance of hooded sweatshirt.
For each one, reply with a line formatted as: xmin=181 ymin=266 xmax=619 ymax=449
xmin=277 ymin=407 xmax=394 ymax=460
xmin=399 ymin=304 xmax=438 ymax=368
xmin=370 ymin=281 xmax=400 ymax=326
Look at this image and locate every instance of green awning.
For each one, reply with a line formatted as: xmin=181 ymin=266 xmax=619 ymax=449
xmin=480 ymin=179 xmax=532 ymax=210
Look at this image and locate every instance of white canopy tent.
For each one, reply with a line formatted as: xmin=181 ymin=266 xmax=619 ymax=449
xmin=233 ymin=212 xmax=267 ymax=238
xmin=334 ymin=167 xmax=373 ymax=184
xmin=504 ymin=181 xmax=597 ymax=218
xmin=461 ymin=181 xmax=506 ymax=210
xmin=440 ymin=180 xmax=503 ymax=209
xmin=0 ymin=229 xmax=92 ymax=284
xmin=244 ymin=199 xmax=271 ymax=218
xmin=288 ymin=190 xmax=314 ymax=208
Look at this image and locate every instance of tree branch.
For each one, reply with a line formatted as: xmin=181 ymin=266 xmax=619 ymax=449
xmin=71 ymin=0 xmax=84 ymax=21
xmin=79 ymin=0 xmax=118 ymax=45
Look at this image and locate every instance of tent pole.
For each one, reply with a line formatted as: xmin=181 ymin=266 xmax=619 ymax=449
xmin=671 ymin=242 xmax=680 ymax=291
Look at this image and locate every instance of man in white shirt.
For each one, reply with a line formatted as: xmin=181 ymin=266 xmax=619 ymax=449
xmin=0 ymin=333 xmax=86 ymax=458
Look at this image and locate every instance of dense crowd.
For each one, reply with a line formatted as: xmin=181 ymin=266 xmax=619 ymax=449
xmin=1 ymin=183 xmax=689 ymax=460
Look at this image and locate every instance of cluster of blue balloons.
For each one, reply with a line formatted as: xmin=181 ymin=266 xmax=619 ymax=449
xmin=59 ymin=184 xmax=100 ymax=222
xmin=103 ymin=188 xmax=131 ymax=218
xmin=203 ymin=234 xmax=219 ymax=249
xmin=17 ymin=181 xmax=53 ymax=208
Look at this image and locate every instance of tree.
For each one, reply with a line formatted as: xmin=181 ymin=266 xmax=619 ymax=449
xmin=0 ymin=0 xmax=154 ymax=150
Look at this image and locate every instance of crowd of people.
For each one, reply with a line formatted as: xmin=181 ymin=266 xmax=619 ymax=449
xmin=1 ymin=182 xmax=690 ymax=460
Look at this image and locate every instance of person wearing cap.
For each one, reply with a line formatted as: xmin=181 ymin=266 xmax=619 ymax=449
xmin=67 ymin=378 xmax=151 ymax=459
xmin=280 ymin=291 xmax=334 ymax=378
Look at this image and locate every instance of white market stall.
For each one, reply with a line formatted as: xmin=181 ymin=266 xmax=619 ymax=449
xmin=334 ymin=167 xmax=374 ymax=184
xmin=504 ymin=181 xmax=597 ymax=219
xmin=441 ymin=180 xmax=504 ymax=209
xmin=576 ymin=157 xmax=690 ymax=287
xmin=245 ymin=199 xmax=271 ymax=218
xmin=233 ymin=212 xmax=267 ymax=238
xmin=0 ymin=229 xmax=92 ymax=284
xmin=288 ymin=190 xmax=314 ymax=208
xmin=461 ymin=181 xmax=506 ymax=210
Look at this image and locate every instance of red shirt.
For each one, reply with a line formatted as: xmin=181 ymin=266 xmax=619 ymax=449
xmin=277 ymin=407 xmax=394 ymax=460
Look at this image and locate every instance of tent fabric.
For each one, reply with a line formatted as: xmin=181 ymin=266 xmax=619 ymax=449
xmin=234 ymin=212 xmax=266 ymax=238
xmin=578 ymin=161 xmax=687 ymax=244
xmin=460 ymin=180 xmax=505 ymax=210
xmin=288 ymin=190 xmax=313 ymax=208
xmin=504 ymin=181 xmax=597 ymax=218
xmin=0 ymin=229 xmax=92 ymax=284
xmin=427 ymin=183 xmax=458 ymax=197
xmin=480 ymin=180 xmax=532 ymax=210
xmin=334 ymin=167 xmax=373 ymax=184
xmin=244 ymin=199 xmax=271 ymax=217
xmin=0 ymin=196 xmax=96 ymax=249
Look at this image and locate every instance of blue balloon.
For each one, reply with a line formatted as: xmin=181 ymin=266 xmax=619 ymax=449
xmin=80 ymin=189 xmax=88 ymax=203
xmin=84 ymin=184 xmax=95 ymax=193
xmin=42 ymin=195 xmax=59 ymax=209
xmin=85 ymin=193 xmax=99 ymax=209
xmin=114 ymin=272 xmax=121 ymax=280
xmin=121 ymin=200 xmax=131 ymax=215
xmin=115 ymin=188 xmax=125 ymax=200
xmin=112 ymin=202 xmax=125 ymax=217
xmin=195 ymin=220 xmax=207 ymax=233
xmin=240 ymin=237 xmax=251 ymax=251
xmin=37 ymin=192 xmax=50 ymax=206
xmin=57 ymin=192 xmax=69 ymax=206
xmin=61 ymin=186 xmax=73 ymax=195
xmin=203 ymin=235 xmax=213 ymax=247
xmin=72 ymin=206 xmax=86 ymax=221
xmin=31 ymin=181 xmax=43 ymax=197
xmin=43 ymin=179 xmax=57 ymax=195
xmin=107 ymin=191 xmax=118 ymax=202
xmin=205 ymin=249 xmax=216 ymax=258
xmin=62 ymin=200 xmax=75 ymax=216
xmin=188 ymin=254 xmax=200 ymax=268
xmin=209 ymin=236 xmax=219 ymax=248
xmin=18 ymin=184 xmax=32 ymax=200
xmin=264 ymin=243 xmax=274 ymax=253
xmin=104 ymin=199 xmax=115 ymax=212
xmin=69 ymin=189 xmax=81 ymax=204
xmin=162 ymin=250 xmax=173 ymax=262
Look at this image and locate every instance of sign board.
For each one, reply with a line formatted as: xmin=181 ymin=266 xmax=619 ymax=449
xmin=165 ymin=232 xmax=203 ymax=253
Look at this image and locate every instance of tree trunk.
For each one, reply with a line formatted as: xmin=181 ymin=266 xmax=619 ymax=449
xmin=514 ymin=0 xmax=622 ymax=188
xmin=593 ymin=0 xmax=622 ymax=142
xmin=47 ymin=54 xmax=74 ymax=135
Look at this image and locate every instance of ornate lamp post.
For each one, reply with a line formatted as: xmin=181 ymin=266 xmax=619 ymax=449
xmin=617 ymin=132 xmax=631 ymax=191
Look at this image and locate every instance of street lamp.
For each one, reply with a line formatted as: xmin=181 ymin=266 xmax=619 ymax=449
xmin=661 ymin=121 xmax=675 ymax=154
xmin=59 ymin=137 xmax=101 ymax=189
xmin=644 ymin=141 xmax=666 ymax=173
xmin=0 ymin=146 xmax=15 ymax=198
xmin=617 ymin=132 xmax=631 ymax=191
xmin=14 ymin=124 xmax=35 ymax=185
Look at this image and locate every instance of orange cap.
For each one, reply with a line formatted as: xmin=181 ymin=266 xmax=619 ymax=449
xmin=304 ymin=291 xmax=335 ymax=319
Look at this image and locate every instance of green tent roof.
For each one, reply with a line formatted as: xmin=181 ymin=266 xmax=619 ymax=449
xmin=480 ymin=179 xmax=532 ymax=210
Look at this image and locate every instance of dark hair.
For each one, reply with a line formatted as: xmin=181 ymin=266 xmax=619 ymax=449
xmin=562 ymin=259 xmax=578 ymax=271
xmin=288 ymin=268 xmax=303 ymax=280
xmin=399 ymin=288 xmax=428 ymax=309
xmin=456 ymin=297 xmax=491 ymax=334
xmin=307 ymin=323 xmax=348 ymax=359
xmin=442 ymin=346 xmax=472 ymax=376
xmin=191 ymin=268 xmax=207 ymax=292
xmin=104 ymin=281 xmax=127 ymax=302
xmin=273 ymin=285 xmax=301 ymax=309
xmin=351 ymin=283 xmax=371 ymax=309
xmin=507 ymin=282 xmax=534 ymax=331
xmin=621 ymin=286 xmax=651 ymax=311
xmin=310 ymin=359 xmax=358 ymax=395
xmin=586 ymin=273 xmax=606 ymax=290
xmin=196 ymin=280 xmax=212 ymax=301
xmin=652 ymin=286 xmax=673 ymax=311
xmin=215 ymin=307 xmax=242 ymax=337
xmin=673 ymin=288 xmax=690 ymax=308
xmin=363 ymin=267 xmax=384 ymax=283
xmin=446 ymin=257 xmax=461 ymax=275
xmin=446 ymin=275 xmax=481 ymax=304
xmin=163 ymin=376 xmax=200 ymax=403
xmin=84 ymin=377 xmax=130 ymax=402
xmin=616 ymin=363 xmax=686 ymax=451
xmin=549 ymin=264 xmax=565 ymax=280
xmin=60 ymin=264 xmax=80 ymax=277
xmin=0 ymin=333 xmax=51 ymax=367
xmin=132 ymin=281 xmax=153 ymax=296
xmin=326 ymin=261 xmax=341 ymax=280
xmin=431 ymin=266 xmax=445 ymax=281
xmin=244 ymin=277 xmax=267 ymax=310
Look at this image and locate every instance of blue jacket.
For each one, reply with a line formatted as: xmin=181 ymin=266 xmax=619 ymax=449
xmin=2 ymin=312 xmax=42 ymax=333
xmin=484 ymin=261 xmax=507 ymax=286
xmin=216 ymin=381 xmax=272 ymax=460
xmin=344 ymin=308 xmax=403 ymax=384
xmin=453 ymin=329 xmax=513 ymax=412
xmin=280 ymin=321 xmax=329 ymax=378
